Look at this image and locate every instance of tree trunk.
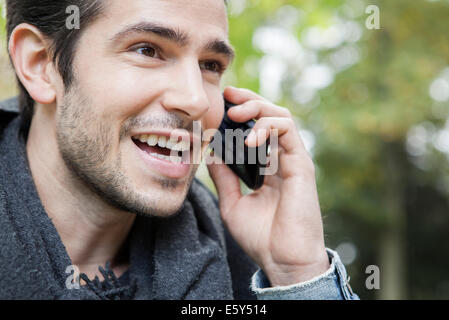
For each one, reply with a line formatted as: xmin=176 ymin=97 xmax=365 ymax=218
xmin=378 ymin=142 xmax=407 ymax=299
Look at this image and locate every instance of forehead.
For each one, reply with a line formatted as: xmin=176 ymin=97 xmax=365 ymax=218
xmin=96 ymin=0 xmax=229 ymax=41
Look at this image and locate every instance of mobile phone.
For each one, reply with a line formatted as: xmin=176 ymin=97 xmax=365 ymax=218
xmin=211 ymin=99 xmax=269 ymax=190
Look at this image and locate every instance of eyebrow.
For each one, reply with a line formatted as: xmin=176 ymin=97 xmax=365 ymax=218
xmin=110 ymin=21 xmax=235 ymax=62
xmin=205 ymin=39 xmax=235 ymax=62
xmin=110 ymin=22 xmax=189 ymax=46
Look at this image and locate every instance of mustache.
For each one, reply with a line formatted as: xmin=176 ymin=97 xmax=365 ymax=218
xmin=120 ymin=113 xmax=197 ymax=140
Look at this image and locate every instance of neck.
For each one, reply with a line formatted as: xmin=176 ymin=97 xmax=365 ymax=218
xmin=26 ymin=108 xmax=136 ymax=280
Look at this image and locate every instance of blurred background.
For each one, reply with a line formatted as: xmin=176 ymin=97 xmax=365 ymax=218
xmin=1 ymin=0 xmax=449 ymax=299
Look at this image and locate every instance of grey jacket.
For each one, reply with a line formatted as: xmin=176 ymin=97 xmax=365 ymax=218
xmin=0 ymin=97 xmax=358 ymax=300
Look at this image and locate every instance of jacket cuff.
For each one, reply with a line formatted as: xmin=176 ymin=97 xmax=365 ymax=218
xmin=250 ymin=248 xmax=359 ymax=300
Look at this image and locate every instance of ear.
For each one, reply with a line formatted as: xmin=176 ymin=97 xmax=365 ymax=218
xmin=8 ymin=23 xmax=57 ymax=105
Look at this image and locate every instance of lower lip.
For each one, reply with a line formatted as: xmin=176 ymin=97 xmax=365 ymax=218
xmin=132 ymin=140 xmax=191 ymax=179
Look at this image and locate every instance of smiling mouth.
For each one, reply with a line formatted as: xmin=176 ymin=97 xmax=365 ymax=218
xmin=132 ymin=134 xmax=191 ymax=164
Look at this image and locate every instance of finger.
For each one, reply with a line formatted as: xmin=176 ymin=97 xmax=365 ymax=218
xmin=223 ymin=86 xmax=266 ymax=105
xmin=207 ymin=160 xmax=242 ymax=216
xmin=227 ymin=100 xmax=292 ymax=123
xmin=246 ymin=117 xmax=306 ymax=156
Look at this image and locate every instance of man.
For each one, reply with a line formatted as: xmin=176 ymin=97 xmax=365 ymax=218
xmin=0 ymin=0 xmax=358 ymax=299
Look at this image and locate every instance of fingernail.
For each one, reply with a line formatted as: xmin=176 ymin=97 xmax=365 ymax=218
xmin=246 ymin=130 xmax=256 ymax=145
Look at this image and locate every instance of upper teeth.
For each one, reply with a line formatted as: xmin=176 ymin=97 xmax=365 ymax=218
xmin=136 ymin=134 xmax=190 ymax=152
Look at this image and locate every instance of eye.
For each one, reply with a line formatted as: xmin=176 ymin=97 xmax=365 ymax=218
xmin=133 ymin=44 xmax=160 ymax=58
xmin=200 ymin=61 xmax=225 ymax=74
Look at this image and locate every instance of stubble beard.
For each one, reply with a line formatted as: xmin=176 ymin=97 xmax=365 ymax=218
xmin=55 ymin=83 xmax=198 ymax=218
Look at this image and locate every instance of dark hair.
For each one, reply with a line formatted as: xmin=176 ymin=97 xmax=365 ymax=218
xmin=6 ymin=1 xmax=228 ymax=137
xmin=6 ymin=0 xmax=105 ymax=137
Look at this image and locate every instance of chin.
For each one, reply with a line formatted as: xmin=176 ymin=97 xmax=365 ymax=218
xmin=135 ymin=195 xmax=187 ymax=218
xmin=130 ymin=176 xmax=194 ymax=218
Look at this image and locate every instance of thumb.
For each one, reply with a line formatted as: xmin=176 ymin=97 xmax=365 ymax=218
xmin=207 ymin=161 xmax=242 ymax=215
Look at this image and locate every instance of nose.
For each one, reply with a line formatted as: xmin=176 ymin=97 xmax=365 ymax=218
xmin=161 ymin=59 xmax=210 ymax=121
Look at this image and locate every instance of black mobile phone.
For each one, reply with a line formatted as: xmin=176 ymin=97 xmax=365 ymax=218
xmin=211 ymin=99 xmax=269 ymax=190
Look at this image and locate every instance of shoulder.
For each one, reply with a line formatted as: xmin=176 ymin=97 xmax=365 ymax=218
xmin=0 ymin=97 xmax=20 ymax=166
xmin=0 ymin=97 xmax=20 ymax=113
xmin=0 ymin=97 xmax=20 ymax=136
xmin=188 ymin=178 xmax=258 ymax=299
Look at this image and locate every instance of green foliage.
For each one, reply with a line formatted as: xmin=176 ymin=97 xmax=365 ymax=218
xmin=224 ymin=0 xmax=449 ymax=299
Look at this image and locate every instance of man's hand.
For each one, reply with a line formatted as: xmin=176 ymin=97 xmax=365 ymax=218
xmin=207 ymin=86 xmax=330 ymax=287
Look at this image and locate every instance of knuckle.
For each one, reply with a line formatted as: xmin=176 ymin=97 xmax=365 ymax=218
xmin=305 ymin=156 xmax=316 ymax=174
xmin=257 ymin=117 xmax=269 ymax=126
xmin=259 ymin=101 xmax=270 ymax=109
xmin=279 ymin=106 xmax=292 ymax=117
xmin=249 ymin=100 xmax=261 ymax=109
xmin=285 ymin=117 xmax=296 ymax=128
xmin=256 ymin=101 xmax=271 ymax=114
xmin=241 ymin=88 xmax=260 ymax=98
xmin=244 ymin=100 xmax=262 ymax=113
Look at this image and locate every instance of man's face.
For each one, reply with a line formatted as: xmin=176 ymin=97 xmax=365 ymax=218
xmin=55 ymin=0 xmax=231 ymax=217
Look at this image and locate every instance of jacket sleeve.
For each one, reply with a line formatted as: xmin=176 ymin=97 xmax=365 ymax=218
xmin=202 ymin=179 xmax=358 ymax=300
xmin=250 ymin=248 xmax=360 ymax=300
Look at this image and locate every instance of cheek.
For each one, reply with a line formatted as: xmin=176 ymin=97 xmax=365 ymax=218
xmin=74 ymin=48 xmax=164 ymax=122
xmin=73 ymin=67 xmax=160 ymax=148
xmin=200 ymin=102 xmax=224 ymax=150
xmin=82 ymin=69 xmax=155 ymax=119
xmin=208 ymin=112 xmax=223 ymax=131
xmin=202 ymin=111 xmax=223 ymax=147
xmin=203 ymin=91 xmax=225 ymax=131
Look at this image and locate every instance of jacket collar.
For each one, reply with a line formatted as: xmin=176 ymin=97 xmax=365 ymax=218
xmin=0 ymin=98 xmax=233 ymax=299
xmin=0 ymin=96 xmax=19 ymax=114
